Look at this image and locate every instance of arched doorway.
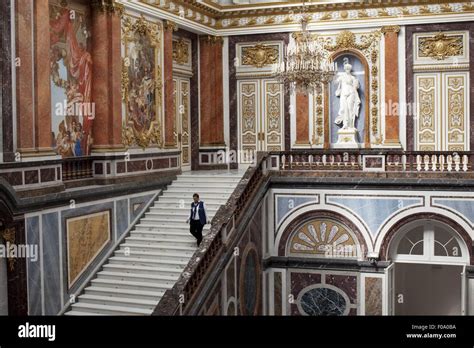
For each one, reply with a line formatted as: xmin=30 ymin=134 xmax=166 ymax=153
xmin=387 ymin=220 xmax=469 ymax=315
xmin=0 ymin=234 xmax=8 ymax=315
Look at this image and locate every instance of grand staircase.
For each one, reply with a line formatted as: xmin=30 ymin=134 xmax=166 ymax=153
xmin=65 ymin=170 xmax=243 ymax=315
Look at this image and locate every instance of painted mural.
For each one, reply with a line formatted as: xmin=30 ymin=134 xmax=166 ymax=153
xmin=66 ymin=210 xmax=111 ymax=288
xmin=49 ymin=0 xmax=93 ymax=157
xmin=121 ymin=15 xmax=163 ymax=149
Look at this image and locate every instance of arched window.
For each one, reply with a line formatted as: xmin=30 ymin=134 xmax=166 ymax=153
xmin=390 ymin=220 xmax=469 ymax=264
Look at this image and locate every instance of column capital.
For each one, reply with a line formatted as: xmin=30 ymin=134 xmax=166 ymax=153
xmin=164 ymin=20 xmax=178 ymax=32
xmin=381 ymin=25 xmax=401 ymax=35
xmin=200 ymin=35 xmax=223 ymax=45
xmin=91 ymin=0 xmax=124 ymax=16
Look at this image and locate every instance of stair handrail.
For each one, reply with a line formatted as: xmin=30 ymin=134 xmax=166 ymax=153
xmin=153 ymin=152 xmax=269 ymax=315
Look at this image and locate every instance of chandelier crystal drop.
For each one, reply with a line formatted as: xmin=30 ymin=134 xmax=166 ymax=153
xmin=273 ymin=3 xmax=336 ymax=95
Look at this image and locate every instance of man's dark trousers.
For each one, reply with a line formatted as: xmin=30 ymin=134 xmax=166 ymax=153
xmin=190 ymin=220 xmax=204 ymax=245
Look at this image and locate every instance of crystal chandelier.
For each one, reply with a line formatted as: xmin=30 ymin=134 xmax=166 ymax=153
xmin=273 ymin=1 xmax=336 ymax=95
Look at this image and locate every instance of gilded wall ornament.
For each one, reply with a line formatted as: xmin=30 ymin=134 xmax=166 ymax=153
xmin=418 ymin=32 xmax=463 ymax=60
xmin=173 ymin=38 xmax=190 ymax=65
xmin=324 ymin=30 xmax=374 ymax=51
xmin=241 ymin=44 xmax=278 ymax=68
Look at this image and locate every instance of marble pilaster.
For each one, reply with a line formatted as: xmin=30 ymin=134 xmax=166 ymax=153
xmin=295 ymin=92 xmax=310 ymax=145
xmin=91 ymin=4 xmax=124 ymax=153
xmin=164 ymin=21 xmax=177 ymax=148
xmin=382 ymin=26 xmax=400 ymax=146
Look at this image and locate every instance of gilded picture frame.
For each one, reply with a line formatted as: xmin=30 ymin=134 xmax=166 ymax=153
xmin=121 ymin=14 xmax=164 ymax=149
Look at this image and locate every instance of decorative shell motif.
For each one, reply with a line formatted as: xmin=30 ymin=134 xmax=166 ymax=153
xmin=290 ymin=220 xmax=356 ymax=256
xmin=418 ymin=32 xmax=463 ymax=60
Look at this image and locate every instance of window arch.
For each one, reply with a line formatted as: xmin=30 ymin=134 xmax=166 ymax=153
xmin=389 ymin=220 xmax=469 ymax=265
xmin=286 ymin=217 xmax=362 ymax=260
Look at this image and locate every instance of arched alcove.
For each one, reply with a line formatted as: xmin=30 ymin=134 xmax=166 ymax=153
xmin=327 ymin=49 xmax=370 ymax=148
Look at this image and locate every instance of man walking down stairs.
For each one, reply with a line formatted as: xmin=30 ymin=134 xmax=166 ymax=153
xmin=65 ymin=170 xmax=243 ymax=315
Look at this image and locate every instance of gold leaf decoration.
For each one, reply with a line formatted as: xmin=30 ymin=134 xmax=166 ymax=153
xmin=419 ymin=32 xmax=463 ymax=60
xmin=241 ymin=44 xmax=279 ymax=68
xmin=173 ymin=38 xmax=189 ymax=65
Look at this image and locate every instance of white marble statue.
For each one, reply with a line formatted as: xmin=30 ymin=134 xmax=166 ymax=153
xmin=334 ymin=61 xmax=361 ymax=130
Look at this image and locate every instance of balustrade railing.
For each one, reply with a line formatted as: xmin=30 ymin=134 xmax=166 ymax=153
xmin=272 ymin=151 xmax=473 ymax=173
xmin=62 ymin=157 xmax=94 ymax=181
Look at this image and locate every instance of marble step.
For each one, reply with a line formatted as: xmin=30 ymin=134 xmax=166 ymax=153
xmin=85 ymin=286 xmax=165 ymax=301
xmin=90 ymin=278 xmax=172 ymax=293
xmin=129 ymin=231 xmax=194 ymax=241
xmin=172 ymin=181 xmax=239 ymax=188
xmin=133 ymin=224 xmax=210 ymax=232
xmin=114 ymin=249 xmax=192 ymax=262
xmin=79 ymin=294 xmax=158 ymax=310
xmin=166 ymin=186 xmax=237 ymax=193
xmin=119 ymin=243 xmax=196 ymax=253
xmin=96 ymin=271 xmax=179 ymax=285
xmin=125 ymin=236 xmax=194 ymax=246
xmin=69 ymin=302 xmax=152 ymax=315
xmin=144 ymin=210 xmax=218 ymax=219
xmin=102 ymin=263 xmax=184 ymax=277
xmin=65 ymin=310 xmax=103 ymax=316
xmin=150 ymin=203 xmax=223 ymax=211
xmin=108 ymin=256 xmax=188 ymax=268
xmin=157 ymin=196 xmax=228 ymax=204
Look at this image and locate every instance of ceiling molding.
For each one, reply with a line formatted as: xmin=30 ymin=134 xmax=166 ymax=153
xmin=127 ymin=1 xmax=474 ymax=35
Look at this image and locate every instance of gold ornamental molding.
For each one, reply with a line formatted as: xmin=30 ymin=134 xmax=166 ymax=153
xmin=173 ymin=38 xmax=190 ymax=65
xmin=135 ymin=0 xmax=474 ymax=32
xmin=241 ymin=44 xmax=279 ymax=68
xmin=418 ymin=32 xmax=464 ymax=60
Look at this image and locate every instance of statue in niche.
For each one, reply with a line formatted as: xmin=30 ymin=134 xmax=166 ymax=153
xmin=334 ymin=58 xmax=361 ymax=130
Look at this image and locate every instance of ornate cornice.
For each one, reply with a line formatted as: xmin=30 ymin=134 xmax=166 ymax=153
xmin=133 ymin=0 xmax=474 ymax=32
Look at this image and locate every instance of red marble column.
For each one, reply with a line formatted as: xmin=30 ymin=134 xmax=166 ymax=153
xmin=382 ymin=26 xmax=401 ymax=145
xmin=199 ymin=36 xmax=225 ymax=146
xmin=91 ymin=4 xmax=124 ymax=152
xmin=33 ymin=0 xmax=53 ymax=154
xmin=164 ymin=21 xmax=177 ymax=148
xmin=15 ymin=0 xmax=35 ymax=154
xmin=213 ymin=38 xmax=225 ymax=146
xmin=295 ymin=92 xmax=310 ymax=145
xmin=199 ymin=36 xmax=211 ymax=146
